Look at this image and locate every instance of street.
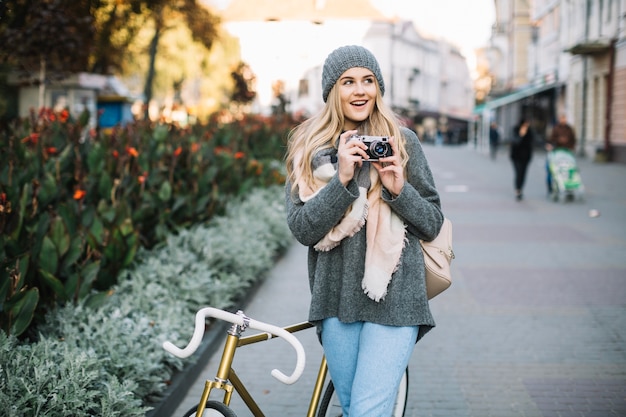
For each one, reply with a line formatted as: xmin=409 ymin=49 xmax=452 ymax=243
xmin=172 ymin=143 xmax=626 ymax=417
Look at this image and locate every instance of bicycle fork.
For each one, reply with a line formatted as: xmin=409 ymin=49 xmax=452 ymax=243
xmin=195 ymin=323 xmax=240 ymax=417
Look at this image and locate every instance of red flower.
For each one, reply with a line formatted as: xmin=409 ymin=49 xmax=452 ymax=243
xmin=112 ymin=150 xmax=119 ymax=158
xmin=126 ymin=146 xmax=139 ymax=157
xmin=173 ymin=146 xmax=183 ymax=157
xmin=45 ymin=147 xmax=58 ymax=155
xmin=60 ymin=109 xmax=69 ymax=123
xmin=138 ymin=171 xmax=148 ymax=184
xmin=73 ymin=189 xmax=86 ymax=200
xmin=0 ymin=193 xmax=9 ymax=215
xmin=22 ymin=133 xmax=40 ymax=144
xmin=190 ymin=143 xmax=200 ymax=153
xmin=214 ymin=146 xmax=230 ymax=156
xmin=234 ymin=151 xmax=245 ymax=159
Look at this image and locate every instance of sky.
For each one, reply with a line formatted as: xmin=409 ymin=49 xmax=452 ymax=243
xmin=208 ymin=0 xmax=496 ymax=63
xmin=205 ymin=0 xmax=497 ymax=106
xmin=370 ymin=0 xmax=495 ymax=58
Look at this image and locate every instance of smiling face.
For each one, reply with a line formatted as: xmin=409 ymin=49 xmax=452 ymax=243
xmin=337 ymin=67 xmax=378 ymax=130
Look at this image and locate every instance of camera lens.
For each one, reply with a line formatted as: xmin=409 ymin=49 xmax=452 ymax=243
xmin=371 ymin=141 xmax=389 ymax=157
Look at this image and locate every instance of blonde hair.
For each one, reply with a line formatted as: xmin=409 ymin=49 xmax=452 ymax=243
xmin=286 ymin=80 xmax=408 ymax=193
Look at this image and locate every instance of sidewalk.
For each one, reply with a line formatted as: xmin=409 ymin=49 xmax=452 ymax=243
xmin=171 ymin=144 xmax=626 ymax=417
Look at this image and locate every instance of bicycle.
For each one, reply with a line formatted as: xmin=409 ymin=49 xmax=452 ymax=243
xmin=163 ymin=307 xmax=409 ymax=417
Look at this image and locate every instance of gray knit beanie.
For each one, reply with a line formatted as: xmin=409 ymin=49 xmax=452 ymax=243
xmin=321 ymin=45 xmax=385 ymax=102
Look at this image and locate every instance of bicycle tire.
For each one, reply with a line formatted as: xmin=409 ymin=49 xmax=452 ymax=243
xmin=317 ymin=367 xmax=409 ymax=417
xmin=182 ymin=400 xmax=238 ymax=417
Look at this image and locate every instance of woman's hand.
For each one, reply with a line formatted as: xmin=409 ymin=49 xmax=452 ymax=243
xmin=372 ymin=136 xmax=404 ymax=196
xmin=337 ymin=130 xmax=367 ymax=185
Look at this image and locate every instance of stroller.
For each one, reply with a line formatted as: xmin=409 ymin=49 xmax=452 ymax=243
xmin=547 ymin=148 xmax=585 ymax=202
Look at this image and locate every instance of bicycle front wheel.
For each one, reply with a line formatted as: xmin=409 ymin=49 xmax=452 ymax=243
xmin=317 ymin=367 xmax=409 ymax=417
xmin=182 ymin=400 xmax=237 ymax=417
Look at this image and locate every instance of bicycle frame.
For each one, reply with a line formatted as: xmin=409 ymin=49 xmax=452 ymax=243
xmin=194 ymin=320 xmax=328 ymax=417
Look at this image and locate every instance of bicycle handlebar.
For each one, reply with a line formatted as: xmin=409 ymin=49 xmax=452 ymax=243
xmin=162 ymin=307 xmax=306 ymax=385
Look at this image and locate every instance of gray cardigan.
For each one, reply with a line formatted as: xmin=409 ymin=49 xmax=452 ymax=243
xmin=285 ymin=127 xmax=443 ymax=342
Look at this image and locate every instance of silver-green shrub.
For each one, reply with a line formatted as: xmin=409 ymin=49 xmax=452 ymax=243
xmin=0 ymin=332 xmax=147 ymax=416
xmin=0 ymin=185 xmax=292 ymax=414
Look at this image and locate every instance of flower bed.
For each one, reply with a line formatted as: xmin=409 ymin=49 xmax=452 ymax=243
xmin=0 ymin=185 xmax=292 ymax=416
xmin=1 ymin=110 xmax=299 ymax=337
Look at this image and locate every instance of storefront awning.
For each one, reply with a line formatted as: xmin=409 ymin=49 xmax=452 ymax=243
xmin=565 ymin=39 xmax=611 ymax=55
xmin=482 ymin=83 xmax=561 ymax=111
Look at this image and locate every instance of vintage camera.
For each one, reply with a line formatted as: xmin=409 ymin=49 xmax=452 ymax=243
xmin=350 ymin=135 xmax=393 ymax=160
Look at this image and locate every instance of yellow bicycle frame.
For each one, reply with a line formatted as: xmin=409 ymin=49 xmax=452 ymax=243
xmin=194 ymin=321 xmax=328 ymax=417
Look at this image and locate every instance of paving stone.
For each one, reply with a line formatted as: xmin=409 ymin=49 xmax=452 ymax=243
xmin=167 ymin=145 xmax=626 ymax=417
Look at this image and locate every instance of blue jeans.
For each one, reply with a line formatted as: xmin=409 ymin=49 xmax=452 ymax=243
xmin=321 ymin=318 xmax=418 ymax=417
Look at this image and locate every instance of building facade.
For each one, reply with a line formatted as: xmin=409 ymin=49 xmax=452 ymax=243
xmin=477 ymin=0 xmax=626 ymax=163
xmin=221 ymin=0 xmax=475 ymax=144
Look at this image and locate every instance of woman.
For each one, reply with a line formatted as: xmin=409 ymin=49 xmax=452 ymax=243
xmin=545 ymin=114 xmax=576 ymax=194
xmin=284 ymin=45 xmax=443 ymax=416
xmin=509 ymin=118 xmax=534 ymax=201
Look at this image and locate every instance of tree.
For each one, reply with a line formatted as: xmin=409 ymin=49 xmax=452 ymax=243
xmin=0 ymin=0 xmax=94 ymax=108
xmin=88 ymin=0 xmax=147 ymax=75
xmin=0 ymin=0 xmax=223 ymax=120
xmin=230 ymin=62 xmax=257 ymax=113
xmin=138 ymin=0 xmax=220 ymax=119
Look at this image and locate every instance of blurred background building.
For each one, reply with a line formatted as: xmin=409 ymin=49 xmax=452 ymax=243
xmin=220 ymin=0 xmax=475 ymax=144
xmin=475 ymin=0 xmax=626 ymax=163
xmin=4 ymin=0 xmax=625 ymax=162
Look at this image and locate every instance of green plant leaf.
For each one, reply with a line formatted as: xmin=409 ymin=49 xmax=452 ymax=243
xmin=152 ymin=124 xmax=169 ymax=142
xmin=50 ymin=217 xmax=71 ymax=257
xmin=39 ymin=236 xmax=59 ymax=274
xmin=78 ymin=261 xmax=100 ymax=299
xmin=39 ymin=269 xmax=66 ymax=300
xmin=0 ymin=269 xmax=9 ymax=310
xmin=57 ymin=141 xmax=74 ymax=165
xmin=121 ymin=234 xmax=138 ymax=268
xmin=82 ymin=204 xmax=96 ymax=228
xmin=195 ymin=195 xmax=211 ymax=214
xmin=83 ymin=291 xmax=110 ymax=309
xmin=32 ymin=212 xmax=51 ymax=257
xmin=64 ymin=271 xmax=80 ymax=300
xmin=88 ymin=216 xmax=105 ymax=246
xmin=57 ymin=203 xmax=78 ymax=236
xmin=61 ymin=235 xmax=84 ymax=272
xmin=98 ymin=171 xmax=113 ymax=200
xmin=98 ymin=199 xmax=119 ymax=224
xmin=158 ymin=180 xmax=172 ymax=201
xmin=119 ymin=218 xmax=134 ymax=237
xmin=38 ymin=172 xmax=58 ymax=207
xmin=9 ymin=184 xmax=29 ymax=241
xmin=14 ymin=255 xmax=30 ymax=293
xmin=103 ymin=230 xmax=123 ymax=261
xmin=86 ymin=143 xmax=105 ymax=172
xmin=10 ymin=287 xmax=39 ymax=336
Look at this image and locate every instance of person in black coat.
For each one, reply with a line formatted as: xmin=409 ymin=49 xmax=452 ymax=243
xmin=509 ymin=119 xmax=534 ymax=201
xmin=489 ymin=121 xmax=501 ymax=160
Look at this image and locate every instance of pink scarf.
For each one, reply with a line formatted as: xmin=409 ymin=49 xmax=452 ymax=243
xmin=295 ymin=149 xmax=406 ymax=301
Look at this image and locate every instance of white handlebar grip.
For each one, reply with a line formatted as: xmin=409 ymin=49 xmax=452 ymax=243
xmin=162 ymin=307 xmax=306 ymax=384
xmin=162 ymin=307 xmax=237 ymax=358
xmin=247 ymin=319 xmax=306 ymax=385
